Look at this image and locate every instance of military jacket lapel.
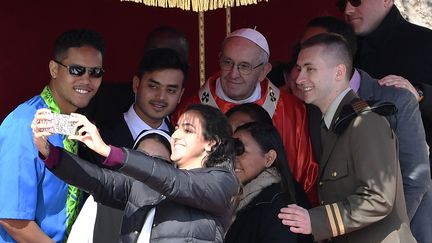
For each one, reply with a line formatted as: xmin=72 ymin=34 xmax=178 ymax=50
xmin=320 ymin=91 xmax=357 ymax=175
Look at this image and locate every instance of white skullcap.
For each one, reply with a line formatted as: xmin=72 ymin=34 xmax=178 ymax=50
xmin=227 ymin=28 xmax=270 ymax=56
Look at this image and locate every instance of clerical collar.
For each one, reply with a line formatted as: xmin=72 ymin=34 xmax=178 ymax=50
xmin=215 ymin=77 xmax=261 ymax=104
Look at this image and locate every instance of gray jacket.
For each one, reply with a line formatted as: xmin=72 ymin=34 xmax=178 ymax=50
xmin=52 ymin=148 xmax=239 ymax=243
xmin=357 ymin=69 xmax=431 ymax=215
xmin=357 ymin=69 xmax=432 ymax=242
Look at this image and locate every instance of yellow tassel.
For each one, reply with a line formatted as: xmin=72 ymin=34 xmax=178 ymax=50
xmin=121 ymin=0 xmax=267 ymax=12
xmin=198 ymin=11 xmax=205 ymax=85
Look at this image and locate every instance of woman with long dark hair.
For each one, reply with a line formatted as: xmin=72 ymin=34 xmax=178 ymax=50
xmin=225 ymin=122 xmax=312 ymax=243
xmin=32 ymin=104 xmax=240 ymax=243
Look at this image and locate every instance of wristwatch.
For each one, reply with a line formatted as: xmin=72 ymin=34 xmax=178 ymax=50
xmin=416 ymin=87 xmax=424 ymax=102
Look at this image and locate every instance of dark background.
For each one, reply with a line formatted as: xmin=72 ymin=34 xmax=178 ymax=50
xmin=0 ymin=0 xmax=341 ymax=121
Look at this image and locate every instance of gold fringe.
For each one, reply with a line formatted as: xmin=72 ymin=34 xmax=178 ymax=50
xmin=118 ymin=0 xmax=268 ymax=85
xmin=121 ymin=0 xmax=268 ymax=12
xmin=225 ymin=7 xmax=231 ymax=35
xmin=198 ymin=11 xmax=206 ymax=85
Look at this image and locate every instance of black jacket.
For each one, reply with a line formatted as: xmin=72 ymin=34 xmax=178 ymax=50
xmin=354 ymin=5 xmax=432 ymax=151
xmin=92 ymin=116 xmax=134 ymax=243
xmin=225 ymin=183 xmax=312 ymax=243
xmin=52 ymin=148 xmax=239 ymax=243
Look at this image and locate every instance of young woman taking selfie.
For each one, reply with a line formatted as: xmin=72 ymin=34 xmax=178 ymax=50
xmin=32 ymin=104 xmax=240 ymax=243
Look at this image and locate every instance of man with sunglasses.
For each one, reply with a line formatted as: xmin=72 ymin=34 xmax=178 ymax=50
xmin=338 ymin=0 xmax=432 ymax=186
xmin=0 ymin=29 xmax=105 ymax=242
xmin=173 ymin=28 xmax=319 ymax=206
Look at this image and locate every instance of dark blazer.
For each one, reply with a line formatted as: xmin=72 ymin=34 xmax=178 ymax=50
xmin=307 ymin=104 xmax=322 ymax=162
xmin=225 ymin=183 xmax=312 ymax=243
xmin=354 ymin=4 xmax=432 ymax=165
xmin=78 ymin=115 xmax=134 ymax=164
xmin=100 ymin=116 xmax=134 ymax=148
xmin=309 ymin=90 xmax=414 ymax=242
xmin=77 ymin=82 xmax=134 ymax=127
xmin=92 ymin=116 xmax=134 ymax=243
xmin=52 ymin=148 xmax=239 ymax=243
xmin=76 ymin=116 xmax=135 ymax=243
xmin=77 ymin=115 xmax=135 ymax=243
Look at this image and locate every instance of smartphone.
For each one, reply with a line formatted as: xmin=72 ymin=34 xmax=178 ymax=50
xmin=50 ymin=113 xmax=78 ymax=135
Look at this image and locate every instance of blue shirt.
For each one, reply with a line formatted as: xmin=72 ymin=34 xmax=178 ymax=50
xmin=0 ymin=95 xmax=70 ymax=242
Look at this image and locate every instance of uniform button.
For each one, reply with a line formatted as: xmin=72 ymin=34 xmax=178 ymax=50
xmin=152 ymin=224 xmax=156 ymax=227
xmin=319 ymin=181 xmax=324 ymax=186
xmin=331 ymin=171 xmax=337 ymax=177
xmin=133 ymin=231 xmax=139 ymax=235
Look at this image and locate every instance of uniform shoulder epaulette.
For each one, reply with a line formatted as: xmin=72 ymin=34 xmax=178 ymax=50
xmin=333 ymin=98 xmax=398 ymax=134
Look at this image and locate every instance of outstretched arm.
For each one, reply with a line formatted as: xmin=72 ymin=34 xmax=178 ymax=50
xmin=118 ymin=149 xmax=239 ymax=216
xmin=31 ymin=109 xmax=131 ymax=209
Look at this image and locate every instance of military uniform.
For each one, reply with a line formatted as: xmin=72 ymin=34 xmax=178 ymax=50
xmin=309 ymin=90 xmax=415 ymax=242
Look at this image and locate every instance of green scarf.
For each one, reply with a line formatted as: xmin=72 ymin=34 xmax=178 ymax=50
xmin=40 ymin=86 xmax=83 ymax=241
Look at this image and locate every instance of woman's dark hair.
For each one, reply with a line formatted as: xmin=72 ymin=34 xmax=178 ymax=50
xmin=185 ymin=104 xmax=237 ymax=171
xmin=225 ymin=103 xmax=273 ymax=126
xmin=133 ymin=129 xmax=171 ymax=155
xmin=235 ymin=122 xmax=297 ymax=203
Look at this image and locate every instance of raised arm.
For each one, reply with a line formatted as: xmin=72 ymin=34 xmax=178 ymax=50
xmin=49 ymin=148 xmax=132 ymax=210
xmin=31 ymin=109 xmax=131 ymax=209
xmin=117 ymin=149 xmax=238 ymax=217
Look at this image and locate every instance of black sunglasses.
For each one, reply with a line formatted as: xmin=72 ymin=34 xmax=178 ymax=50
xmin=54 ymin=60 xmax=104 ymax=78
xmin=336 ymin=0 xmax=361 ymax=12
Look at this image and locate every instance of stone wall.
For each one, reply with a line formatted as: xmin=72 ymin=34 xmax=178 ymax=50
xmin=395 ymin=0 xmax=432 ymax=29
